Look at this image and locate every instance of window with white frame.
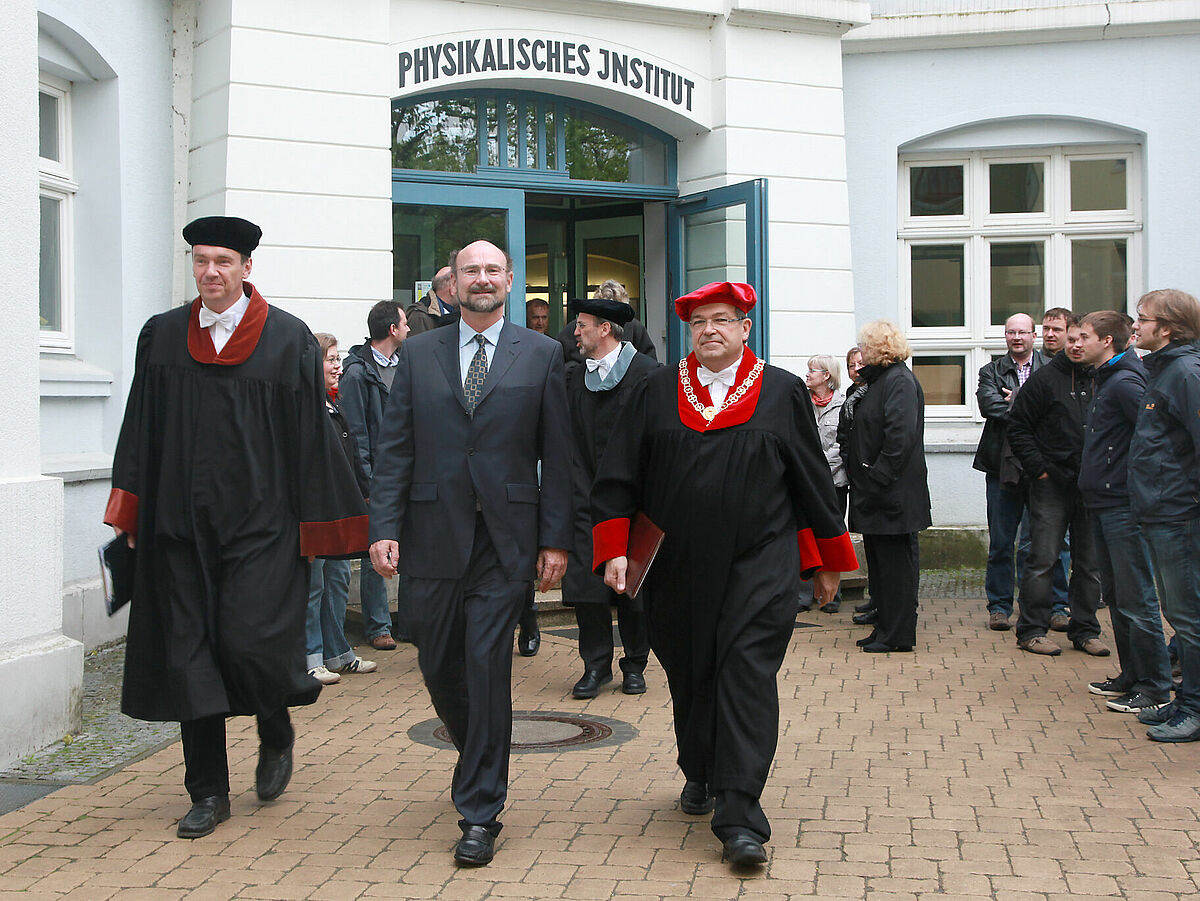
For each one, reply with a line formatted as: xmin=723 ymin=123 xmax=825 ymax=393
xmin=39 ymin=75 xmax=76 ymax=352
xmin=899 ymin=146 xmax=1141 ymax=416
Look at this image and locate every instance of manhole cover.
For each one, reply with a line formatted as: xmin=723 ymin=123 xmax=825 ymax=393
xmin=408 ymin=711 xmax=635 ymax=753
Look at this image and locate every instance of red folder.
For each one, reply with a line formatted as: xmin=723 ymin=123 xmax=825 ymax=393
xmin=624 ymin=512 xmax=665 ymax=599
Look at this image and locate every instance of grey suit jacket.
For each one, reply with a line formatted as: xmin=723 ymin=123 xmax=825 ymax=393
xmin=368 ymin=319 xmax=573 ymax=581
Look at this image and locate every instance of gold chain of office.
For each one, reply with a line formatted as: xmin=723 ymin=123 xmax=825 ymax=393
xmin=679 ymin=358 xmax=765 ymax=422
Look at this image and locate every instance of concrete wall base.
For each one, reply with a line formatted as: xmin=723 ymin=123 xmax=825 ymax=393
xmin=0 ymin=633 xmax=84 ymax=771
xmin=62 ymin=578 xmax=129 ymax=651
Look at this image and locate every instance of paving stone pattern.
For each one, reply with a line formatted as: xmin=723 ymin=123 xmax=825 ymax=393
xmin=2 ymin=568 xmax=1198 ymax=899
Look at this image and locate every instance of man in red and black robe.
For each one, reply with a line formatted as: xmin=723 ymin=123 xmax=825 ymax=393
xmin=591 ymin=281 xmax=857 ymax=869
xmin=104 ymin=216 xmax=367 ymax=838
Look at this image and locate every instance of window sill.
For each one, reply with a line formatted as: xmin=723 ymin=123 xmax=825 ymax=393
xmin=40 ymin=356 xmax=113 ymax=398
xmin=42 ymin=452 xmax=112 ymax=483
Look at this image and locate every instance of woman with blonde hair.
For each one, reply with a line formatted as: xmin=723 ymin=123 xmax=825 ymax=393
xmin=840 ymin=320 xmax=931 ymax=652
xmin=801 ymin=354 xmax=848 ymax=613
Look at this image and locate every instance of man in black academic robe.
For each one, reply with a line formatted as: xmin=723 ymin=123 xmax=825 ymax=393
xmin=591 ymin=281 xmax=858 ymax=869
xmin=104 ymin=216 xmax=368 ymax=839
xmin=562 ymin=296 xmax=661 ymax=699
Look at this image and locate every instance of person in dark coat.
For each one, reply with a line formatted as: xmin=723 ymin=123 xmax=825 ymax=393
xmin=841 ymin=320 xmax=931 ymax=653
xmin=591 ymin=281 xmax=858 ymax=869
xmin=405 ymin=265 xmax=458 ymax=335
xmin=562 ymin=296 xmax=660 ymax=699
xmin=104 ymin=217 xmax=368 ymax=839
xmin=1075 ymin=311 xmax=1172 ymax=713
xmin=1007 ymin=317 xmax=1108 ymax=657
xmin=556 ymin=279 xmax=658 ymax=366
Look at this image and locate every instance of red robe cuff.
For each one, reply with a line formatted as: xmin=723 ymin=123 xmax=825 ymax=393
xmin=797 ymin=529 xmax=858 ymax=573
xmin=104 ymin=488 xmax=139 ymax=536
xmin=591 ymin=517 xmax=631 ymax=572
xmin=300 ymin=515 xmax=369 ymax=558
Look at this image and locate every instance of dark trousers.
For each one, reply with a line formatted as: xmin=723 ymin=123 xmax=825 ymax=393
xmin=862 ymin=533 xmax=919 ymax=648
xmin=405 ymin=515 xmax=526 ymax=833
xmin=181 ymin=709 xmax=293 ymax=802
xmin=575 ymin=601 xmax=649 ymax=675
xmin=1091 ymin=506 xmax=1172 ymax=699
xmin=1142 ymin=519 xmax=1200 ymax=717
xmin=519 ymin=584 xmax=538 ymax=635
xmin=984 ymin=474 xmax=1070 ymax=616
xmin=1016 ymin=478 xmax=1100 ymax=644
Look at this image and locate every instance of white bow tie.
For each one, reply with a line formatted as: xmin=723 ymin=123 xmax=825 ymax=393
xmin=585 ymin=358 xmax=603 ymax=372
xmin=697 ymin=367 xmax=734 ymax=389
xmin=198 ymin=305 xmax=238 ymax=330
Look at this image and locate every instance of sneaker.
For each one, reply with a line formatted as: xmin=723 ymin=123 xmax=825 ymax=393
xmin=1106 ymin=691 xmax=1170 ymax=714
xmin=988 ymin=611 xmax=1011 ymax=631
xmin=1138 ymin=700 xmax=1178 ymax=725
xmin=1087 ymin=677 xmax=1131 ymax=697
xmin=308 ymin=665 xmax=340 ymax=685
xmin=1018 ymin=636 xmax=1061 ymax=656
xmin=1049 ymin=614 xmax=1070 ymax=632
xmin=1146 ymin=710 xmax=1200 ymax=743
xmin=1074 ymin=638 xmax=1111 ymax=657
xmin=336 ymin=657 xmax=377 ymax=674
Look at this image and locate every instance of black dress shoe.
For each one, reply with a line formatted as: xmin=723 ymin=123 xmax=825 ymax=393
xmin=852 ymin=609 xmax=878 ymax=625
xmin=572 ymin=669 xmax=613 ymax=699
xmin=823 ymin=599 xmax=841 ymax=614
xmin=796 ymin=598 xmax=814 ymax=613
xmin=177 ymin=795 xmax=230 ymax=839
xmin=679 ymin=779 xmax=715 ymax=815
xmin=453 ymin=825 xmax=495 ymax=866
xmin=517 ymin=625 xmax=540 ymax=657
xmin=855 ymin=630 xmax=878 ymax=648
xmin=722 ymin=834 xmax=767 ymax=867
xmin=854 ymin=600 xmax=874 ymax=613
xmin=255 ymin=742 xmax=293 ymax=802
xmin=861 ymin=641 xmax=913 ymax=653
xmin=622 ymin=671 xmax=647 ymax=695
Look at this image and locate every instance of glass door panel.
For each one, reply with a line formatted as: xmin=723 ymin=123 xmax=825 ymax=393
xmin=574 ymin=215 xmax=644 ymax=319
xmin=667 ymin=179 xmax=768 ymax=361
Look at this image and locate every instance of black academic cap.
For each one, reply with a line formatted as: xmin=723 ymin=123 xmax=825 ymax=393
xmin=570 ymin=297 xmax=636 ymax=326
xmin=182 ymin=216 xmax=262 ymax=256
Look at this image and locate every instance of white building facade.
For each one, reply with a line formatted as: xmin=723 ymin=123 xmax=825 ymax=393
xmin=4 ymin=0 xmax=1198 ymax=766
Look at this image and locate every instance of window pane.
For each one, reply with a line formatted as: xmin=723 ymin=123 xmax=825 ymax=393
xmin=909 ymin=166 xmax=963 ymax=216
xmin=910 ymin=244 xmax=965 ymax=327
xmin=990 ymin=242 xmax=1044 ymax=325
xmin=684 ymin=206 xmax=747 ymax=292
xmin=391 ymin=98 xmax=478 ymax=172
xmin=391 ymin=203 xmax=507 ymax=306
xmin=39 ymin=91 xmax=60 ymax=162
xmin=912 ymin=355 xmax=965 ymax=406
xmin=1071 ymin=158 xmax=1127 ymax=211
xmin=1072 ymin=238 xmax=1127 ymax=314
xmin=505 ymin=99 xmax=518 ymax=169
xmin=545 ymin=105 xmax=557 ymax=170
xmin=563 ymin=106 xmax=667 ymax=185
xmin=525 ymin=103 xmax=538 ymax=169
xmin=485 ymin=98 xmax=499 ymax=167
xmin=989 ymin=162 xmax=1044 ymax=214
xmin=584 ymin=235 xmax=641 ymax=311
xmin=40 ymin=195 xmax=62 ymax=332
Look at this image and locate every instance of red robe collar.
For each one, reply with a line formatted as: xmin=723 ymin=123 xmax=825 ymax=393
xmin=187 ymin=283 xmax=269 ymax=365
xmin=676 ymin=349 xmax=763 ymax=432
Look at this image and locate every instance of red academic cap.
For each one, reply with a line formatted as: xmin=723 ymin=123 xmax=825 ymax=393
xmin=674 ymin=281 xmax=757 ymax=322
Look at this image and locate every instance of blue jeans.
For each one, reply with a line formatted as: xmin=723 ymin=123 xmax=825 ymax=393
xmin=1016 ymin=477 xmax=1100 ymax=644
xmin=360 ymin=562 xmax=403 ymax=640
xmin=306 ymin=558 xmax=355 ymax=671
xmin=1141 ymin=519 xmax=1200 ymax=717
xmin=985 ymin=474 xmax=1070 ymax=616
xmin=1090 ymin=506 xmax=1172 ymax=699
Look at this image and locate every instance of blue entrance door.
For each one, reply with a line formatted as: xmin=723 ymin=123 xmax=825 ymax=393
xmin=666 ymin=179 xmax=769 ymax=361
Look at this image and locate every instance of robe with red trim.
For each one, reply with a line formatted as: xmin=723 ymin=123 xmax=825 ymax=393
xmin=105 ymin=283 xmax=368 ymax=723
xmin=589 ymin=352 xmax=857 ymax=822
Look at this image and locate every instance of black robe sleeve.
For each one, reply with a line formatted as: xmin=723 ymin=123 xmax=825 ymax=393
xmin=587 ymin=375 xmax=651 ymax=570
xmin=104 ymin=317 xmax=156 ymax=535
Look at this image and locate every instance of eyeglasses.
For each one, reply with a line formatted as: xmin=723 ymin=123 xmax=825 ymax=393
xmin=807 ymin=368 xmax=828 ymax=374
xmin=457 ymin=265 xmax=508 ymax=278
xmin=1004 ymin=330 xmax=1034 ymax=336
xmin=688 ymin=316 xmax=744 ymax=330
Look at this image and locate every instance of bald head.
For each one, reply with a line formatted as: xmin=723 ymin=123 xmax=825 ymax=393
xmin=452 ymin=240 xmax=513 ymax=326
xmin=1004 ymin=313 xmax=1035 ymax=362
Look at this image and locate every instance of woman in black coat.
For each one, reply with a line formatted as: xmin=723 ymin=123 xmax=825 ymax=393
xmin=841 ymin=321 xmax=931 ymax=652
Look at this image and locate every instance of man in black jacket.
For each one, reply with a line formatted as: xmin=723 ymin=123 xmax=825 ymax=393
xmin=973 ymin=313 xmax=1044 ymax=631
xmin=340 ymin=300 xmax=410 ymax=649
xmin=1007 ymin=315 xmax=1109 ymax=657
xmin=406 ymin=266 xmax=458 ymax=336
xmin=1076 ymin=311 xmax=1172 ymax=713
xmin=1128 ymin=289 xmax=1200 ymax=742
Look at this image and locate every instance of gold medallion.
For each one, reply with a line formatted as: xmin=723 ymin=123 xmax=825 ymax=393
xmin=702 ymin=406 xmax=718 ymax=422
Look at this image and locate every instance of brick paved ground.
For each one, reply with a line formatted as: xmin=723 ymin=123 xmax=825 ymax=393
xmin=2 ymin=584 xmax=1198 ymax=900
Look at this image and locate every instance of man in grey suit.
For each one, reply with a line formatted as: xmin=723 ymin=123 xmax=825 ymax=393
xmin=368 ymin=239 xmax=571 ymax=867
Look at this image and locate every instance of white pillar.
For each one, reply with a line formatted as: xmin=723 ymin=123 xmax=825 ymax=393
xmin=0 ymin=0 xmax=83 ymax=770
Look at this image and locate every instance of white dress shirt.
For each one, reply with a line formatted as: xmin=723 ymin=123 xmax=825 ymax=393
xmin=199 ymin=292 xmax=250 ymax=353
xmin=585 ymin=343 xmax=623 ymax=380
xmin=697 ymin=352 xmax=743 ymax=408
xmin=459 ymin=317 xmax=505 ymax=386
xmin=371 ymin=344 xmax=399 ymax=368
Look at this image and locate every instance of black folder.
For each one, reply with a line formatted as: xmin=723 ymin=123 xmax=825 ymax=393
xmin=99 ymin=536 xmax=135 ymax=616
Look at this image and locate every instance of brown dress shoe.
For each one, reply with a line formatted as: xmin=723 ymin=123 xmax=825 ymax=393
xmin=370 ymin=633 xmax=397 ymax=650
xmin=1075 ymin=637 xmax=1111 ymax=657
xmin=988 ymin=611 xmax=1011 ymax=631
xmin=1018 ymin=635 xmax=1062 ymax=656
xmin=1049 ymin=614 xmax=1069 ymax=632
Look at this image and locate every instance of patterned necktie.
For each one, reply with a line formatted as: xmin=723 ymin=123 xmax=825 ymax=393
xmin=464 ymin=333 xmax=488 ymax=413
